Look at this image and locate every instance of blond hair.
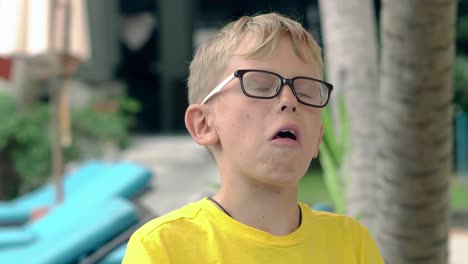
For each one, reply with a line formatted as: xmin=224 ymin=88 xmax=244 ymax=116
xmin=187 ymin=12 xmax=323 ymax=104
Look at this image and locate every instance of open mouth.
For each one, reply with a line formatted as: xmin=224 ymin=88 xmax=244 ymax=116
xmin=273 ymin=130 xmax=297 ymax=141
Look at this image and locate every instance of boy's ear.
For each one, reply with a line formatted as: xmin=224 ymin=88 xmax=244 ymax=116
xmin=314 ymin=124 xmax=324 ymax=158
xmin=185 ymin=104 xmax=219 ymax=146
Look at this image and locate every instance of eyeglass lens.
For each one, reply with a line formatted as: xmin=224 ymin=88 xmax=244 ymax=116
xmin=241 ymin=71 xmax=329 ymax=106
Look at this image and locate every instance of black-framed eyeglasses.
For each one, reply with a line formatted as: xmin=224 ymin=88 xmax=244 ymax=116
xmin=201 ymin=69 xmax=333 ymax=108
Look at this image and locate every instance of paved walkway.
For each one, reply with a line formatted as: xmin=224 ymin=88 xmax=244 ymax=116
xmin=118 ymin=135 xmax=219 ymax=216
xmin=119 ymin=135 xmax=468 ymax=263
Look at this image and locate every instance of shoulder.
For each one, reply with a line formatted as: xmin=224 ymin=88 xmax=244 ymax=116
xmin=302 ymin=204 xmax=366 ymax=230
xmin=301 ymin=204 xmax=383 ymax=262
xmin=301 ymin=203 xmax=373 ymax=240
xmin=123 ymin=200 xmax=211 ymax=263
xmin=131 ymin=200 xmax=206 ymax=243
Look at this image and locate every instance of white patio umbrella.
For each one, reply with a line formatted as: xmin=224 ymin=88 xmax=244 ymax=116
xmin=0 ymin=0 xmax=90 ymax=203
xmin=0 ymin=0 xmax=89 ymax=59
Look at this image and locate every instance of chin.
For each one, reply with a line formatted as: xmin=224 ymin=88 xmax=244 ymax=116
xmin=245 ymin=152 xmax=310 ymax=186
xmin=256 ymin=169 xmax=304 ymax=188
xmin=270 ymin=160 xmax=308 ymax=177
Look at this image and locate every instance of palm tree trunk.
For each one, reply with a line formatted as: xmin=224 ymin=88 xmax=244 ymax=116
xmin=375 ymin=1 xmax=457 ymax=263
xmin=318 ymin=0 xmax=379 ymax=229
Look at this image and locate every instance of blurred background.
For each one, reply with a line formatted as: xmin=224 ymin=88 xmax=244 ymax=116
xmin=0 ymin=0 xmax=467 ymax=263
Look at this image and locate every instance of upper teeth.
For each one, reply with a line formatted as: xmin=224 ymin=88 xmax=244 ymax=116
xmin=281 ymin=130 xmax=296 ymax=135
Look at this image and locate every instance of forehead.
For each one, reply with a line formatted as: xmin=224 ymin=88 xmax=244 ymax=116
xmin=227 ymin=34 xmax=320 ymax=79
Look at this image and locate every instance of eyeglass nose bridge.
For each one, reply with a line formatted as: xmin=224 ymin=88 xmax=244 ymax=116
xmin=275 ymin=78 xmax=297 ymax=98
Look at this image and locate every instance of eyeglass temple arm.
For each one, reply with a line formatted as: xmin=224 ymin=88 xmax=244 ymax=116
xmin=201 ymin=73 xmax=236 ymax=105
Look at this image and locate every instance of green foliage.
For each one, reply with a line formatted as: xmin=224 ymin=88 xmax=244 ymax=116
xmin=320 ymin=97 xmax=349 ymax=166
xmin=451 ymin=179 xmax=468 ymax=210
xmin=298 ymin=170 xmax=331 ymax=206
xmin=0 ymin=94 xmax=57 ymax=187
xmin=72 ymin=97 xmax=140 ymax=150
xmin=318 ymin=97 xmax=349 ymax=214
xmin=457 ymin=1 xmax=468 ymax=54
xmin=0 ymin=93 xmax=18 ymax=149
xmin=0 ymin=93 xmax=139 ymax=193
xmin=454 ymin=55 xmax=468 ymax=113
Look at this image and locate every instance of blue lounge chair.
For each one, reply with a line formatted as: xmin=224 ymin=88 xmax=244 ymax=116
xmin=74 ymin=161 xmax=153 ymax=204
xmin=0 ymin=161 xmax=152 ymax=249
xmin=0 ymin=197 xmax=139 ymax=264
xmin=98 ymin=243 xmax=128 ymax=264
xmin=0 ymin=161 xmax=111 ymax=225
xmin=0 ymin=160 xmax=152 ymax=226
xmin=80 ymin=215 xmax=156 ymax=264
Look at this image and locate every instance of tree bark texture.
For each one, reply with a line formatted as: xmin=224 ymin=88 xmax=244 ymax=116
xmin=375 ymin=1 xmax=457 ymax=263
xmin=319 ymin=0 xmax=379 ymax=229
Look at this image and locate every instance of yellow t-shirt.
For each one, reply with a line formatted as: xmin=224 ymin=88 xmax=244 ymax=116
xmin=123 ymin=198 xmax=383 ymax=263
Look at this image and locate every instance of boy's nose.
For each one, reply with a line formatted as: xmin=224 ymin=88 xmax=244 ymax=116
xmin=278 ymin=85 xmax=297 ymax=112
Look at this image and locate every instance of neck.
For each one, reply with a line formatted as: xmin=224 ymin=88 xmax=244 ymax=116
xmin=213 ymin=182 xmax=301 ymax=236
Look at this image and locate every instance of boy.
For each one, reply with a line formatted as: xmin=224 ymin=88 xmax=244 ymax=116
xmin=123 ymin=12 xmax=384 ymax=263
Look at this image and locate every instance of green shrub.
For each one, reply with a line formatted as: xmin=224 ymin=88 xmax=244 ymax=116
xmin=318 ymin=97 xmax=349 ymax=214
xmin=454 ymin=55 xmax=468 ymax=113
xmin=0 ymin=93 xmax=139 ymax=199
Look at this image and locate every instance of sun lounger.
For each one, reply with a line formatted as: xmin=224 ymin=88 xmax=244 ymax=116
xmin=0 ymin=197 xmax=139 ymax=264
xmin=0 ymin=161 xmax=152 ymax=248
xmin=0 ymin=161 xmax=110 ymax=225
xmin=97 ymin=243 xmax=128 ymax=264
xmin=0 ymin=161 xmax=152 ymax=227
xmin=80 ymin=215 xmax=156 ymax=264
xmin=73 ymin=161 xmax=152 ymax=204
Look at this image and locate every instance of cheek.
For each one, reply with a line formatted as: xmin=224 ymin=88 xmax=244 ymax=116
xmin=305 ymin=118 xmax=323 ymax=147
xmin=221 ymin=111 xmax=251 ymax=140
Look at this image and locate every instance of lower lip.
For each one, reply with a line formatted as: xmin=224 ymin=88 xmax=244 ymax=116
xmin=270 ymin=138 xmax=299 ymax=146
